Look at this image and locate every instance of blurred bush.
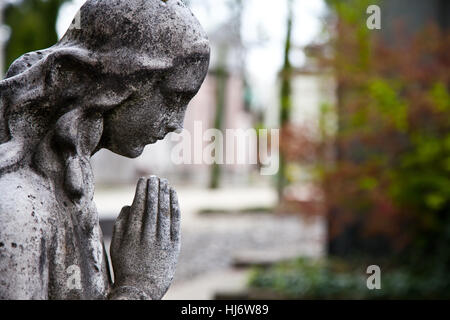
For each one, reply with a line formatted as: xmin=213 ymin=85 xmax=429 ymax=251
xmin=322 ymin=0 xmax=450 ymax=264
xmin=4 ymin=0 xmax=69 ymax=69
xmin=249 ymin=257 xmax=450 ymax=299
xmin=273 ymin=0 xmax=450 ymax=298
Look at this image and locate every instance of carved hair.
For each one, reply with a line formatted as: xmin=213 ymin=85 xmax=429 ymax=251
xmin=0 ymin=48 xmax=121 ymax=201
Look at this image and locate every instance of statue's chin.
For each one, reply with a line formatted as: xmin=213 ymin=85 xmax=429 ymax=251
xmin=107 ymin=144 xmax=144 ymax=159
xmin=126 ymin=146 xmax=145 ymax=159
xmin=105 ymin=136 xmax=159 ymax=158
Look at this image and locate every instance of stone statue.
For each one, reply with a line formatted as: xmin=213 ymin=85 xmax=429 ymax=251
xmin=0 ymin=0 xmax=209 ymax=299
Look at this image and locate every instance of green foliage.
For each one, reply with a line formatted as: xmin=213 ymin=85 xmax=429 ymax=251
xmin=368 ymin=79 xmax=408 ymax=131
xmin=430 ymin=83 xmax=450 ymax=113
xmin=249 ymin=258 xmax=366 ymax=299
xmin=4 ymin=0 xmax=69 ymax=69
xmin=249 ymin=258 xmax=450 ymax=299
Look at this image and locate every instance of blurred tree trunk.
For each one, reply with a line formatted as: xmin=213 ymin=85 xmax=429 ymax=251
xmin=209 ymin=48 xmax=228 ymax=189
xmin=208 ymin=0 xmax=244 ymax=189
xmin=0 ymin=2 xmax=6 ymax=76
xmin=277 ymin=0 xmax=294 ymax=200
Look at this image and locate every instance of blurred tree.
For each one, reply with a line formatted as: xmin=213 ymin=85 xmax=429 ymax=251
xmin=208 ymin=0 xmax=244 ymax=189
xmin=209 ymin=49 xmax=227 ymax=189
xmin=4 ymin=0 xmax=69 ymax=70
xmin=277 ymin=0 xmax=294 ymax=200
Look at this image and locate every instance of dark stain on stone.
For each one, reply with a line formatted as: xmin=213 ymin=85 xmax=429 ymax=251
xmin=39 ymin=238 xmax=46 ymax=277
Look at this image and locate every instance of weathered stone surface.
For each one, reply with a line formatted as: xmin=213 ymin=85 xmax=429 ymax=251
xmin=0 ymin=0 xmax=209 ymax=300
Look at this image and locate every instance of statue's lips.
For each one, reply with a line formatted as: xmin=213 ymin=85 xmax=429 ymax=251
xmin=148 ymin=136 xmax=165 ymax=144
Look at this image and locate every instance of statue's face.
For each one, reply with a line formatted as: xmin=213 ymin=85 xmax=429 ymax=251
xmin=101 ymin=55 xmax=209 ymax=158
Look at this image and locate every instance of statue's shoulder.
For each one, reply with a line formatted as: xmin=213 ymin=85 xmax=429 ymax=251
xmin=0 ymin=168 xmax=53 ymax=231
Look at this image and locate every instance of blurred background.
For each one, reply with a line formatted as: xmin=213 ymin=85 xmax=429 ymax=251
xmin=1 ymin=0 xmax=449 ymax=299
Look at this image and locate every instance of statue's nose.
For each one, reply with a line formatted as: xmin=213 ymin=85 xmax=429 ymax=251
xmin=167 ymin=122 xmax=183 ymax=134
xmin=167 ymin=112 xmax=185 ymax=133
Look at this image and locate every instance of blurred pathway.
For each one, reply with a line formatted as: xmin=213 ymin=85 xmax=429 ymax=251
xmin=95 ymin=186 xmax=326 ymax=300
